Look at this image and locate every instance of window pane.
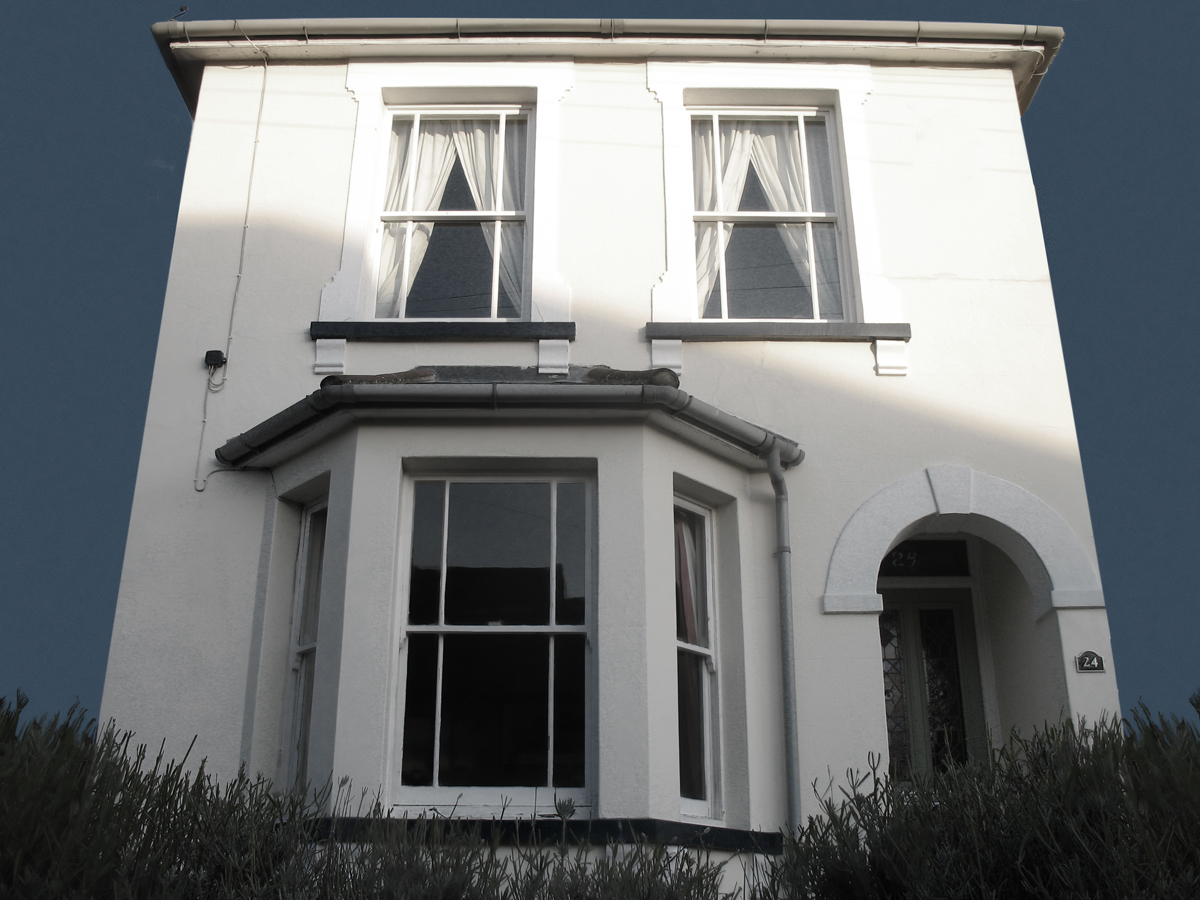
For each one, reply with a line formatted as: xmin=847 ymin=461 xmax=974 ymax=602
xmin=674 ymin=508 xmax=708 ymax=647
xmin=445 ymin=483 xmax=551 ymax=625
xmin=405 ymin=222 xmax=495 ymax=318
xmin=294 ymin=650 xmax=316 ymax=789
xmin=677 ymin=650 xmax=706 ymax=800
xmin=413 ymin=120 xmax=497 ymax=211
xmin=409 ymin=481 xmax=445 ymax=625
xmin=383 ymin=118 xmax=413 ymax=211
xmin=556 ymin=483 xmax=586 ymax=625
xmin=299 ymin=509 xmax=327 ymax=645
xmin=691 ymin=117 xmax=716 ymax=211
xmin=553 ymin=634 xmax=586 ymax=787
xmin=439 ymin=634 xmax=549 ymax=786
xmin=496 ymin=222 xmax=523 ymax=319
xmin=920 ymin=610 xmax=968 ymax=770
xmin=879 ymin=610 xmax=911 ymax=780
xmin=504 ymin=117 xmax=527 ymax=211
xmin=721 ymin=119 xmax=805 ymax=212
xmin=401 ymin=634 xmax=439 ymax=786
xmin=695 ymin=222 xmax=724 ymax=318
xmin=813 ymin=223 xmax=843 ymax=320
xmin=376 ymin=223 xmax=407 ymax=318
xmin=804 ymin=117 xmax=836 ymax=214
xmin=723 ymin=223 xmax=812 ymax=319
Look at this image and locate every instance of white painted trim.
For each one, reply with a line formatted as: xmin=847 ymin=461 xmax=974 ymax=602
xmin=872 ymin=339 xmax=907 ymax=376
xmin=316 ymin=61 xmax=575 ymax=372
xmin=821 ymin=466 xmax=1104 ymax=619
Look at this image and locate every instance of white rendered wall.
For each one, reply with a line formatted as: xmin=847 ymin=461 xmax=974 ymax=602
xmin=104 ymin=53 xmax=1117 ymax=829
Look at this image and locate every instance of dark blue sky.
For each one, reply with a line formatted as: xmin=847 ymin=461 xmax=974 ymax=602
xmin=2 ymin=0 xmax=1196 ymax=725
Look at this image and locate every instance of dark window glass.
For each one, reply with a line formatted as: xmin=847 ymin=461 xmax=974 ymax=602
xmin=879 ymin=541 xmax=970 ymax=578
xmin=439 ymin=634 xmax=549 ymax=786
xmin=299 ymin=509 xmax=327 ymax=645
xmin=556 ymin=483 xmax=586 ymax=625
xmin=404 ymin=222 xmax=496 ymax=318
xmin=674 ymin=508 xmax=709 ymax=646
xmin=401 ymin=634 xmax=439 ymax=785
xmin=553 ymin=634 xmax=586 ymax=787
xmin=445 ymin=483 xmax=551 ymax=625
xmin=409 ymin=482 xmax=445 ymax=625
xmin=677 ymin=651 xmax=706 ymax=800
xmin=721 ymin=220 xmax=812 ymax=320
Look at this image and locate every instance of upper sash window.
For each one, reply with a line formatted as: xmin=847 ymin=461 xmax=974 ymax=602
xmin=691 ymin=111 xmax=845 ymax=322
xmin=376 ymin=110 xmax=530 ymax=320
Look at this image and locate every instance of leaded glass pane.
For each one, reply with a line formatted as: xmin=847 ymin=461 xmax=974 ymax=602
xmin=919 ymin=609 xmax=968 ymax=770
xmin=879 ymin=610 xmax=911 ymax=779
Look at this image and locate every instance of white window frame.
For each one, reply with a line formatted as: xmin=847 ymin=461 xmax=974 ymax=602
xmin=390 ymin=474 xmax=593 ymax=818
xmin=689 ymin=107 xmax=849 ymax=323
xmin=647 ymin=63 xmax=893 ymax=326
xmin=283 ymin=501 xmax=328 ymax=792
xmin=371 ymin=105 xmax=533 ymax=321
xmin=315 ymin=62 xmax=575 ymax=375
xmin=674 ymin=497 xmax=722 ymax=822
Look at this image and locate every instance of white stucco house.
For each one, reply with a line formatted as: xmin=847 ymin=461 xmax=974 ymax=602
xmin=101 ymin=18 xmax=1118 ymax=847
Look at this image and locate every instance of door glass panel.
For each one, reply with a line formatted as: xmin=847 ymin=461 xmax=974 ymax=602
xmin=878 ymin=610 xmax=911 ymax=779
xmin=920 ymin=609 xmax=968 ymax=770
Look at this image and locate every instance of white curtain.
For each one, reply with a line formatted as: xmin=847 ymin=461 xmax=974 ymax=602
xmin=692 ymin=119 xmax=808 ymax=314
xmin=376 ymin=118 xmax=523 ymax=318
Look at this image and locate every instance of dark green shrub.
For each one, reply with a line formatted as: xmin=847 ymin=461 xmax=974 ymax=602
xmin=756 ymin=704 xmax=1200 ymax=900
xmin=0 ymin=692 xmax=733 ymax=900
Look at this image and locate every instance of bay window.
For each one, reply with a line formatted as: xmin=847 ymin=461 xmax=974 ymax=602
xmin=288 ymin=504 xmax=327 ymax=791
xmin=674 ymin=501 xmax=718 ymax=818
xmin=376 ymin=110 xmax=529 ymax=320
xmin=399 ymin=479 xmax=588 ymax=795
xmin=691 ymin=111 xmax=844 ymax=321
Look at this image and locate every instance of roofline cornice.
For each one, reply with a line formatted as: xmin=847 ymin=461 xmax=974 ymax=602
xmin=152 ymin=18 xmax=1063 ymax=117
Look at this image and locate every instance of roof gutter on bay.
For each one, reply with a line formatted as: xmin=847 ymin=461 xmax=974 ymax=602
xmin=215 ymin=381 xmax=804 ymax=470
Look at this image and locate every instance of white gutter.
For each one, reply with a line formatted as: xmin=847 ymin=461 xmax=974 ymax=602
xmin=152 ymin=18 xmax=1062 ymax=117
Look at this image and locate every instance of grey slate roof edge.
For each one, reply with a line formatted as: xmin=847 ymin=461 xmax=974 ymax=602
xmin=214 ymin=381 xmax=803 ymax=469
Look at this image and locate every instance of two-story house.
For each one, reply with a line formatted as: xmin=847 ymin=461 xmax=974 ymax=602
xmin=101 ymin=18 xmax=1117 ymax=844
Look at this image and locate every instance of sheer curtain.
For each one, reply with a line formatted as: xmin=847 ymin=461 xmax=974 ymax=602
xmin=692 ymin=118 xmax=808 ymax=314
xmin=376 ymin=118 xmax=524 ymax=318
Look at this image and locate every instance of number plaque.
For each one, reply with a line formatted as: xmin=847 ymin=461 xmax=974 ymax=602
xmin=1075 ymin=651 xmax=1105 ymax=673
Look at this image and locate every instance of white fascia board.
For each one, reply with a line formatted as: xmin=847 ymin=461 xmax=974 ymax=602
xmin=154 ymin=19 xmax=1062 ymax=115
